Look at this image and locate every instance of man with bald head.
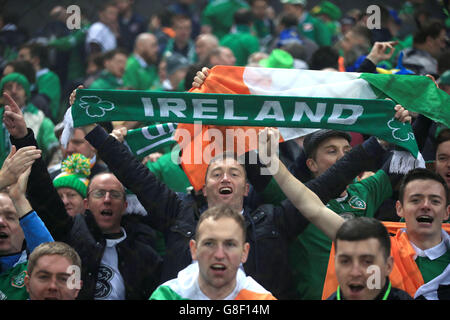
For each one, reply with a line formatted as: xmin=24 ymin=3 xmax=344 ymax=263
xmin=205 ymin=46 xmax=237 ymax=66
xmin=123 ymin=33 xmax=160 ymax=90
xmin=195 ymin=34 xmax=219 ymax=64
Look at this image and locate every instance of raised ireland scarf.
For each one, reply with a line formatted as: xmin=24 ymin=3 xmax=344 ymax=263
xmin=63 ymin=66 xmax=448 ymax=189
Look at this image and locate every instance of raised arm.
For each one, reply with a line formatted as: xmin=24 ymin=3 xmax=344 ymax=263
xmin=8 ymin=167 xmax=54 ymax=253
xmin=83 ymin=124 xmax=184 ymax=233
xmin=258 ymin=128 xmax=344 ymax=240
xmin=3 ymin=92 xmax=73 ymax=240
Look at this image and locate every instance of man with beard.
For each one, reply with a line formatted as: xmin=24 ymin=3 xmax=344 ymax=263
xmin=123 ymin=33 xmax=160 ymax=90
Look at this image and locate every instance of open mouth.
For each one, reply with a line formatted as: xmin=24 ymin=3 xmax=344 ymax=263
xmin=210 ymin=264 xmax=226 ymax=272
xmin=416 ymin=215 xmax=434 ymax=224
xmin=219 ymin=187 xmax=232 ymax=195
xmin=101 ymin=210 xmax=113 ymax=217
xmin=0 ymin=232 xmax=9 ymax=239
xmin=348 ymin=284 xmax=365 ymax=294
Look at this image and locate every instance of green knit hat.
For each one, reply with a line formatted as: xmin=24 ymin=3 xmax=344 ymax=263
xmin=53 ymin=153 xmax=91 ymax=198
xmin=259 ymin=49 xmax=294 ymax=69
xmin=0 ymin=72 xmax=31 ymax=99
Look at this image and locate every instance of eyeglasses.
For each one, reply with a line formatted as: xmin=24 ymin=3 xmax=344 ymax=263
xmin=88 ymin=189 xmax=124 ymax=200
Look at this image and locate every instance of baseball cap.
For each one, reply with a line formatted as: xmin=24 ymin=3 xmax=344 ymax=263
xmin=165 ymin=52 xmax=190 ymax=75
xmin=303 ymin=129 xmax=352 ymax=158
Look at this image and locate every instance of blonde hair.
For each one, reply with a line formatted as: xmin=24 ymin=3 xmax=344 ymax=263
xmin=27 ymin=242 xmax=81 ymax=275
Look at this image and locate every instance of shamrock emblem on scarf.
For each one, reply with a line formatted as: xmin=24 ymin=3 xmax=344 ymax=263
xmin=79 ymin=96 xmax=115 ymax=118
xmin=387 ymin=118 xmax=415 ymax=142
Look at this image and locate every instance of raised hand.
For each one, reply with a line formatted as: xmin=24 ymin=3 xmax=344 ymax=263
xmin=192 ymin=67 xmax=210 ymax=88
xmin=69 ymin=84 xmax=84 ymax=106
xmin=0 ymin=146 xmax=41 ymax=189
xmin=257 ymin=127 xmax=280 ymax=175
xmin=2 ymin=92 xmax=28 ymax=139
xmin=110 ymin=127 xmax=128 ymax=143
xmin=366 ymin=41 xmax=398 ymax=65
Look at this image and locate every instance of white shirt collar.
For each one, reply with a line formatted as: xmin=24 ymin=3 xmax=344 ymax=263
xmin=36 ymin=68 xmax=49 ymax=78
xmin=134 ymin=54 xmax=148 ymax=68
xmin=411 ymin=229 xmax=450 ymax=260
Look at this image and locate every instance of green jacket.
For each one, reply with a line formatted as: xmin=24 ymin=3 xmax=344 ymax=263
xmin=220 ymin=25 xmax=260 ymax=66
xmin=163 ymin=38 xmax=197 ymax=64
xmin=36 ymin=68 xmax=61 ymax=122
xmin=201 ymin=0 xmax=249 ymax=40
xmin=123 ymin=54 xmax=160 ymax=90
xmin=146 ymin=149 xmax=192 ymax=193
xmin=298 ymin=12 xmax=331 ymax=47
xmin=289 ymin=170 xmax=393 ymax=300
xmin=0 ymin=262 xmax=29 ymax=300
xmin=89 ymin=70 xmax=124 ymax=90
xmin=48 ymin=23 xmax=90 ymax=83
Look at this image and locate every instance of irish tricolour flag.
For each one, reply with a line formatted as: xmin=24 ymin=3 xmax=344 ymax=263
xmin=66 ymin=66 xmax=449 ymax=191
xmin=149 ymin=262 xmax=276 ymax=300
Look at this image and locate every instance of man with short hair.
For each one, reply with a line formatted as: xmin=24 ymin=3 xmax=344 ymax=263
xmin=288 ymin=128 xmax=399 ymax=300
xmin=25 ymin=241 xmax=82 ymax=300
xmin=401 ymin=19 xmax=447 ymax=76
xmin=328 ymin=217 xmax=412 ymax=300
xmin=164 ymin=14 xmax=196 ymax=63
xmin=260 ymin=128 xmax=450 ymax=300
xmin=17 ymin=43 xmax=62 ymax=123
xmin=78 ymin=109 xmax=395 ymax=300
xmin=150 ymin=206 xmax=276 ymax=300
xmin=89 ymin=49 xmax=127 ymax=90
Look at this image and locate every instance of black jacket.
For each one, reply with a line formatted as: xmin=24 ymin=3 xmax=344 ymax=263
xmin=327 ymin=280 xmax=413 ymax=300
xmin=12 ymin=129 xmax=163 ymax=300
xmin=86 ymin=125 xmax=384 ymax=299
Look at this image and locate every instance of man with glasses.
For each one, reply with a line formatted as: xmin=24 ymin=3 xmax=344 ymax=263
xmin=1 ymin=92 xmax=163 ymax=300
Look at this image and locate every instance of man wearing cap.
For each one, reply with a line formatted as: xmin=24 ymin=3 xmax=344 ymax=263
xmin=281 ymin=0 xmax=331 ymax=46
xmin=220 ymin=8 xmax=260 ymax=66
xmin=161 ymin=52 xmax=191 ymax=92
xmin=311 ymin=1 xmax=341 ymax=44
xmin=0 ymin=74 xmax=58 ymax=167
